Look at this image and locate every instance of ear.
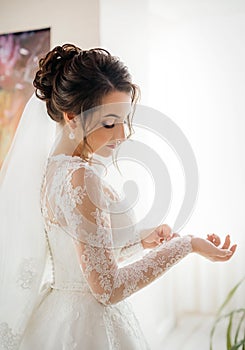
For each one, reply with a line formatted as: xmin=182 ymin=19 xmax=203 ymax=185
xmin=63 ymin=112 xmax=77 ymax=128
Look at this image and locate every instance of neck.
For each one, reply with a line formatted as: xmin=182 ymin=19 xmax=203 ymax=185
xmin=51 ymin=123 xmax=83 ymax=158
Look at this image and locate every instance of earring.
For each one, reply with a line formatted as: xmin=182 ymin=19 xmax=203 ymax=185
xmin=69 ymin=130 xmax=75 ymax=140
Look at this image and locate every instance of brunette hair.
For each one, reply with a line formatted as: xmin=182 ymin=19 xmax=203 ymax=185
xmin=33 ymin=43 xmax=140 ymax=162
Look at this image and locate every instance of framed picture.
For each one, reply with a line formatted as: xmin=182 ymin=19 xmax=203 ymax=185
xmin=0 ymin=27 xmax=50 ymax=168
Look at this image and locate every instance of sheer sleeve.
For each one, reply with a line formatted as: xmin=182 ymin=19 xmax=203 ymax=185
xmin=101 ymin=181 xmax=145 ymax=263
xmin=55 ymin=163 xmax=193 ymax=306
xmin=104 ymin=187 xmax=173 ymax=263
xmin=117 ymin=240 xmax=144 ymax=263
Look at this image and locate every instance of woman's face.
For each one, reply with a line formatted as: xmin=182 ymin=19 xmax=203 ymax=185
xmin=84 ymin=90 xmax=132 ymax=158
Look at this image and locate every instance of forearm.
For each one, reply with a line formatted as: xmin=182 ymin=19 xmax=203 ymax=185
xmin=109 ymin=235 xmax=193 ymax=304
xmin=117 ymin=227 xmax=153 ymax=262
xmin=118 ymin=240 xmax=144 ymax=262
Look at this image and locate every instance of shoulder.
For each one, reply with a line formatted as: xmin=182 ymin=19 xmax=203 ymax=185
xmin=45 ymin=155 xmax=97 ymax=193
xmin=48 ymin=155 xmax=116 ymax=206
xmin=67 ymin=161 xmax=107 ymax=207
xmin=47 ymin=155 xmax=96 ymax=179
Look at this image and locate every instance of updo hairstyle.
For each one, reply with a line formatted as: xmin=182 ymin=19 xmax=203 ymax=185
xmin=33 ymin=44 xmax=140 ymax=161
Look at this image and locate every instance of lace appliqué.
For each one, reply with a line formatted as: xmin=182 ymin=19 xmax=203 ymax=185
xmin=103 ymin=302 xmax=150 ymax=350
xmin=112 ymin=236 xmax=192 ymax=302
xmin=81 ymin=207 xmax=116 ymax=305
xmin=118 ymin=236 xmax=144 ymax=263
xmin=62 ymin=334 xmax=78 ymax=350
xmin=16 ymin=257 xmax=38 ymax=289
xmin=0 ymin=322 xmax=21 ymax=350
xmin=43 ymin=157 xmax=193 ymax=308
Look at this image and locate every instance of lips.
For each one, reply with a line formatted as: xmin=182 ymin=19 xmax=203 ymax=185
xmin=107 ymin=144 xmax=116 ymax=149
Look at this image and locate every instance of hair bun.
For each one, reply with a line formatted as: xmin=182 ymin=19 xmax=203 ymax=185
xmin=33 ymin=43 xmax=139 ymax=125
xmin=53 ymin=44 xmax=81 ymax=61
xmin=33 ymin=44 xmax=82 ymax=101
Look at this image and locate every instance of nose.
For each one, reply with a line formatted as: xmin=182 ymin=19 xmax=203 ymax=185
xmin=114 ymin=122 xmax=126 ymax=142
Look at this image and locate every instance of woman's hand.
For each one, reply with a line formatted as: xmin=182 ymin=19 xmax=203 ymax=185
xmin=191 ymin=234 xmax=237 ymax=262
xmin=141 ymin=224 xmax=179 ymax=249
xmin=206 ymin=233 xmax=221 ymax=246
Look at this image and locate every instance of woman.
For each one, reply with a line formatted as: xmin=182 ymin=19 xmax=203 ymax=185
xmin=0 ymin=44 xmax=236 ymax=350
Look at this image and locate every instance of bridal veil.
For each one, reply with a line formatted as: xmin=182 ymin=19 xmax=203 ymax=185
xmin=0 ymin=93 xmax=56 ymax=346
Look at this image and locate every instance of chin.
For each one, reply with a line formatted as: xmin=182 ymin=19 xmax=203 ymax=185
xmin=95 ymin=148 xmax=113 ymax=158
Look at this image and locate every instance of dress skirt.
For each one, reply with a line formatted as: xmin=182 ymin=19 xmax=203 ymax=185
xmin=19 ymin=286 xmax=150 ymax=350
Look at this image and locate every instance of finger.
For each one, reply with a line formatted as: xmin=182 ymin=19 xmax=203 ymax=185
xmin=209 ymin=244 xmax=237 ymax=262
xmin=207 ymin=233 xmax=216 ymax=244
xmin=172 ymin=233 xmax=180 ymax=238
xmin=212 ymin=252 xmax=232 ymax=261
xmin=221 ymin=235 xmax=231 ymax=249
xmin=166 ymin=232 xmax=180 ymax=241
xmin=162 ymin=224 xmax=172 ymax=235
xmin=163 ymin=224 xmax=172 ymax=231
xmin=213 ymin=234 xmax=221 ymax=246
xmin=156 ymin=226 xmax=165 ymax=238
xmin=215 ymin=243 xmax=237 ymax=260
xmin=213 ymin=251 xmax=235 ymax=261
xmin=207 ymin=233 xmax=221 ymax=246
xmin=215 ymin=247 xmax=233 ymax=258
xmin=153 ymin=233 xmax=162 ymax=244
xmin=158 ymin=225 xmax=172 ymax=240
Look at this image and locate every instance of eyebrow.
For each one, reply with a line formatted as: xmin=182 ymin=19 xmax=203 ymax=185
xmin=102 ymin=114 xmax=121 ymax=119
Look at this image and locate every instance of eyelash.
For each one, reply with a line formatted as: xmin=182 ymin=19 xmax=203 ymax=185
xmin=102 ymin=123 xmax=115 ymax=129
xmin=102 ymin=120 xmax=127 ymax=129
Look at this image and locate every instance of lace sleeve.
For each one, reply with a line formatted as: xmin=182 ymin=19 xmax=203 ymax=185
xmin=118 ymin=240 xmax=144 ymax=262
xmin=101 ymin=181 xmax=145 ymax=263
xmin=58 ymin=164 xmax=193 ymax=306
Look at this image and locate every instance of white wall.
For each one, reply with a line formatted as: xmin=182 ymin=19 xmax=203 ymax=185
xmin=0 ymin=0 xmax=100 ymax=49
xmin=148 ymin=0 xmax=245 ymax=314
xmin=100 ymin=2 xmax=245 ymax=347
xmin=99 ymin=2 xmax=177 ymax=348
xmin=99 ymin=0 xmax=150 ymax=104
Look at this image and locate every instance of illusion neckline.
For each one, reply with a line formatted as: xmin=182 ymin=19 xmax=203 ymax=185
xmin=48 ymin=153 xmax=86 ymax=162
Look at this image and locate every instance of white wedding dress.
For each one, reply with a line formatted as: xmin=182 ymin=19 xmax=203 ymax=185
xmin=18 ymin=153 xmax=192 ymax=350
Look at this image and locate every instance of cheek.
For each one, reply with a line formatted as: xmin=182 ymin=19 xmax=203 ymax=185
xmin=87 ymin=128 xmax=112 ymax=149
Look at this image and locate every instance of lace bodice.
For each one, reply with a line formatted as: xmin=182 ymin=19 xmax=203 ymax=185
xmin=41 ymin=154 xmax=193 ymax=305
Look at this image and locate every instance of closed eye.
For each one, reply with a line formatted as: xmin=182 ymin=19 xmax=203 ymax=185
xmin=102 ymin=123 xmax=115 ymax=129
xmin=102 ymin=117 xmax=128 ymax=129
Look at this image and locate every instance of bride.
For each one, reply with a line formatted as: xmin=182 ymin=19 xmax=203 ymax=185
xmin=0 ymin=44 xmax=237 ymax=350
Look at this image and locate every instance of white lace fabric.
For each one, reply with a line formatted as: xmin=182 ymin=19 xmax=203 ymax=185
xmin=0 ymin=152 xmax=193 ymax=350
xmin=41 ymin=154 xmax=193 ymax=306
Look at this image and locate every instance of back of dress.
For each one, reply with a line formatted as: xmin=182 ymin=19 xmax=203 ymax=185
xmin=22 ymin=153 xmax=150 ymax=350
xmin=40 ymin=153 xmax=144 ymax=293
xmin=20 ymin=152 xmax=192 ymax=349
xmin=38 ymin=154 xmax=192 ymax=306
xmin=40 ymin=154 xmax=91 ymax=292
